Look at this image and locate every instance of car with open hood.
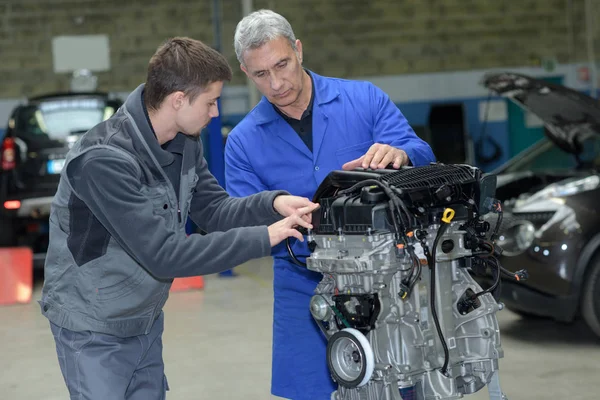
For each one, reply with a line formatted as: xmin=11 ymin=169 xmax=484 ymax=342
xmin=0 ymin=92 xmax=122 ymax=264
xmin=480 ymin=72 xmax=600 ymax=337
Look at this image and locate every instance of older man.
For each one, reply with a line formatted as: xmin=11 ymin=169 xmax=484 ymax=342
xmin=225 ymin=10 xmax=435 ymax=400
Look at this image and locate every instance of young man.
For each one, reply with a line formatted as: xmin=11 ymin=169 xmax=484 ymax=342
xmin=225 ymin=10 xmax=436 ymax=400
xmin=40 ymin=36 xmax=318 ymax=399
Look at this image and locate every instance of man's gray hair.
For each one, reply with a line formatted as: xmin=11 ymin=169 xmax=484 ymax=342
xmin=234 ymin=9 xmax=297 ymax=65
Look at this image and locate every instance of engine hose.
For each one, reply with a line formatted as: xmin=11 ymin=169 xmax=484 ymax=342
xmin=473 ymin=256 xmax=501 ymax=299
xmin=389 ymin=199 xmax=402 ymax=240
xmin=286 ymin=238 xmax=307 ymax=267
xmin=428 ymin=222 xmax=451 ymax=376
xmin=499 ymin=265 xmax=528 ymax=281
xmin=407 ymin=250 xmax=422 ymax=292
xmin=338 ymin=179 xmax=390 ymax=196
xmin=339 ymin=178 xmax=412 ymax=239
xmin=338 ymin=179 xmax=413 ymax=236
xmin=391 ymin=187 xmax=413 ymax=225
xmin=341 ymin=179 xmax=411 ymax=230
xmin=492 ymin=209 xmax=503 ymax=241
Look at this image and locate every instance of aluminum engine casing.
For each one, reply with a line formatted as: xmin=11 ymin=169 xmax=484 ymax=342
xmin=307 ymin=225 xmax=505 ymax=400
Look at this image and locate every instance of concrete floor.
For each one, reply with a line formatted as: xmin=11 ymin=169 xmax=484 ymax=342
xmin=1 ymin=257 xmax=599 ymax=400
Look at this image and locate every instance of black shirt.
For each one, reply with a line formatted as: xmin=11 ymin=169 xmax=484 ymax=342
xmin=273 ymin=71 xmax=315 ymax=152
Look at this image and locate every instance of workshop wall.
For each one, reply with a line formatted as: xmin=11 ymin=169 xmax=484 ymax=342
xmin=1 ymin=0 xmax=597 ymax=173
xmin=0 ymin=0 xmax=592 ymax=97
xmin=253 ymin=0 xmax=587 ymax=82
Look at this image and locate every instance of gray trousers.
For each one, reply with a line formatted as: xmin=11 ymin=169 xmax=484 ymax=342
xmin=50 ymin=312 xmax=169 ymax=400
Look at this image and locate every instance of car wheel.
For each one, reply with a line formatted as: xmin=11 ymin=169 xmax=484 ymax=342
xmin=582 ymin=256 xmax=600 ymax=338
xmin=0 ymin=216 xmax=16 ymax=247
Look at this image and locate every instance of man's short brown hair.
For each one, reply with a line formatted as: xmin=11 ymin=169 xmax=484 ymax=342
xmin=144 ymin=37 xmax=232 ymax=111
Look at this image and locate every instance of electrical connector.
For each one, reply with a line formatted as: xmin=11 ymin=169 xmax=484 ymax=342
xmin=482 ymin=197 xmax=502 ymax=214
xmin=398 ymin=282 xmax=410 ymax=300
xmin=514 ymin=269 xmax=529 ymax=282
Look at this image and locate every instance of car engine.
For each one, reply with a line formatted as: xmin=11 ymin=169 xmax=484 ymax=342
xmin=295 ymin=164 xmax=527 ymax=400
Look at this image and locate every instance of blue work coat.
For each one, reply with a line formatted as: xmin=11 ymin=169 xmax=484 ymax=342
xmin=225 ymin=71 xmax=435 ymax=400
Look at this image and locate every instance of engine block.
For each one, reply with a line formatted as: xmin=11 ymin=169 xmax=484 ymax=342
xmin=304 ymin=164 xmax=513 ymax=400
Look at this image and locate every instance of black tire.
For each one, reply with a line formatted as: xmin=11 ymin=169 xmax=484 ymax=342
xmin=582 ymin=256 xmax=600 ymax=338
xmin=0 ymin=215 xmax=16 ymax=247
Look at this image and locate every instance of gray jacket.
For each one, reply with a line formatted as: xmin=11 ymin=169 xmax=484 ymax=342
xmin=40 ymin=84 xmax=285 ymax=337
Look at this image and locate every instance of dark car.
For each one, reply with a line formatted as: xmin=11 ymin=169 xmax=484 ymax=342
xmin=0 ymin=92 xmax=122 ymax=265
xmin=480 ymin=72 xmax=600 ymax=337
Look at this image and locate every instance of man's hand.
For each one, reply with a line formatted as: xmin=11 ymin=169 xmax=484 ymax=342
xmin=274 ymin=195 xmax=319 ymax=224
xmin=342 ymin=143 xmax=409 ymax=170
xmin=268 ymin=205 xmax=319 ymax=246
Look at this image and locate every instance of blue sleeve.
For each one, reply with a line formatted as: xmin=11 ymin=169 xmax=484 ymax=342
xmin=369 ymin=83 xmax=436 ymax=166
xmin=225 ymin=131 xmax=270 ymax=196
xmin=225 ymin=132 xmax=290 ymax=258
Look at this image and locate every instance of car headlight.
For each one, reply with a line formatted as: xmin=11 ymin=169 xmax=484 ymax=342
xmin=497 ymin=220 xmax=536 ymax=256
xmin=533 ymin=175 xmax=599 ymax=200
xmin=514 ymin=175 xmax=600 ymax=211
xmin=551 ymin=175 xmax=600 ymax=197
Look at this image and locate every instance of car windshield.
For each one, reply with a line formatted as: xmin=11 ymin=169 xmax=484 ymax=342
xmin=495 ymin=135 xmax=600 ymax=174
xmin=15 ymin=97 xmax=115 ymax=140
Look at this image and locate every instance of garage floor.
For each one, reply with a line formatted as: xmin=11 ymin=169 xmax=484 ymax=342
xmin=1 ymin=257 xmax=599 ymax=400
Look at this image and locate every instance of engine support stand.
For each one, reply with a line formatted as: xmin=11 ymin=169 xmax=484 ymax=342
xmin=487 ymin=370 xmax=508 ymax=400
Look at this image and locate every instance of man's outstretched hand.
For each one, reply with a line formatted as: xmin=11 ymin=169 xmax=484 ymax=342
xmin=270 ymin=196 xmax=320 ymax=247
xmin=268 ymin=205 xmax=320 ymax=247
xmin=274 ymin=195 xmax=319 ymax=222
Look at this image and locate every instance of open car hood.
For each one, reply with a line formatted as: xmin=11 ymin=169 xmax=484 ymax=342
xmin=481 ymin=72 xmax=600 ymax=154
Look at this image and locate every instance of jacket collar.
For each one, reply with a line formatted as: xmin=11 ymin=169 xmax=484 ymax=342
xmin=124 ymin=84 xmax=183 ymax=166
xmin=252 ymin=71 xmax=339 ymax=126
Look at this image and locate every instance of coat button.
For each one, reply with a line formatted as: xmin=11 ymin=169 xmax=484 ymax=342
xmin=315 ymin=166 xmax=320 ymax=171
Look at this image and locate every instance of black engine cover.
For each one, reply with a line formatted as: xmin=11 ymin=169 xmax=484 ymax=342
xmin=311 ymin=164 xmax=497 ymax=234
